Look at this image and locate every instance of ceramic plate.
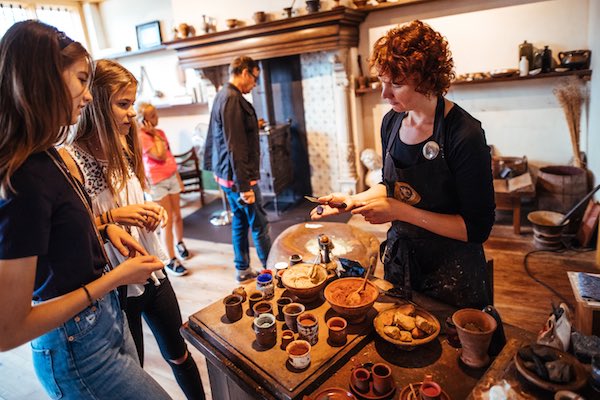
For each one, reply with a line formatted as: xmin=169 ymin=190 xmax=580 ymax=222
xmin=311 ymin=387 xmax=357 ymax=400
xmin=490 ymin=68 xmax=518 ymax=78
xmin=373 ymin=303 xmax=440 ymax=350
xmin=514 ymin=344 xmax=587 ymax=392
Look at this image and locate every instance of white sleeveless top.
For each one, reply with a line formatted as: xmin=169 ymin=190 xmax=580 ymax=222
xmin=64 ymin=144 xmax=168 ymax=297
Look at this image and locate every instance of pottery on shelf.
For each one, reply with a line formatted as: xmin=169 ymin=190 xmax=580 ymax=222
xmin=225 ymin=18 xmax=238 ymax=29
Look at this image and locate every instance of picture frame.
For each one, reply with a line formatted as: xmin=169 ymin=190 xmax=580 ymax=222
xmin=136 ymin=20 xmax=162 ymax=50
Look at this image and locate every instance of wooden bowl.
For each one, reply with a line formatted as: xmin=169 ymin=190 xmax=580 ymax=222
xmin=514 ymin=344 xmax=587 ymax=392
xmin=373 ymin=304 xmax=440 ymax=350
xmin=281 ymin=263 xmax=328 ymax=303
xmin=324 ymin=277 xmax=379 ymax=324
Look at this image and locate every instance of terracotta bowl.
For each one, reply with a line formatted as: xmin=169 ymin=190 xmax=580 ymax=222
xmin=373 ymin=304 xmax=440 ymax=350
xmin=281 ymin=263 xmax=328 ymax=303
xmin=324 ymin=277 xmax=379 ymax=324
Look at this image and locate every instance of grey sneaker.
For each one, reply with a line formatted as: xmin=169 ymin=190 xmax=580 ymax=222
xmin=166 ymin=258 xmax=188 ymax=277
xmin=235 ymin=268 xmax=258 ymax=282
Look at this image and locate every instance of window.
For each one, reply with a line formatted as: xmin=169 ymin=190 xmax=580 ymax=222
xmin=0 ymin=1 xmax=86 ymax=46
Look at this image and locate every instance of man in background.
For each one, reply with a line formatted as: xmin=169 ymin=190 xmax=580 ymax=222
xmin=204 ymin=55 xmax=271 ymax=282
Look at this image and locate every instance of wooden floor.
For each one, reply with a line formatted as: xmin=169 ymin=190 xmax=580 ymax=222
xmin=0 ymin=196 xmax=597 ymax=399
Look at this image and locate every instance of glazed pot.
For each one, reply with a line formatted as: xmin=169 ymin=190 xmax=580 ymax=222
xmin=558 ymin=50 xmax=591 ymax=70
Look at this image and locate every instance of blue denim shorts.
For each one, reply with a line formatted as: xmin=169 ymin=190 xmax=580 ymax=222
xmin=30 ymin=290 xmax=171 ymax=399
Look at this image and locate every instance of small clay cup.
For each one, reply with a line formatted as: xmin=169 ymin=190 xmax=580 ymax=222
xmin=283 ymin=303 xmax=305 ymax=332
xmin=327 ymin=316 xmax=347 ymax=346
xmin=223 ymin=294 xmax=243 ymax=322
xmin=452 ymin=308 xmax=497 ymax=368
xmin=289 ymin=254 xmax=302 ymax=265
xmin=253 ymin=313 xmax=277 ymax=348
xmin=281 ymin=329 xmax=295 ymax=350
xmin=276 ymin=297 xmax=293 ymax=321
xmin=371 ymin=362 xmax=393 ymax=395
xmin=248 ymin=291 xmax=264 ymax=313
xmin=253 ymin=301 xmax=273 ymax=317
xmin=296 ymin=312 xmax=319 ymax=345
xmin=420 ymin=380 xmax=442 ymax=400
xmin=286 ymin=339 xmax=311 ymax=369
xmin=351 ymin=367 xmax=370 ymax=393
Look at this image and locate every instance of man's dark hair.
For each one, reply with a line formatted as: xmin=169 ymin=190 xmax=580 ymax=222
xmin=229 ymin=56 xmax=259 ymax=76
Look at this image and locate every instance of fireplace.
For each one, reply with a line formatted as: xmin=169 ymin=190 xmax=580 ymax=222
xmin=166 ymin=8 xmax=366 ymax=196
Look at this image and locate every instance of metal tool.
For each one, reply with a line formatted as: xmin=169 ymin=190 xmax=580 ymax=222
xmin=304 ymin=195 xmax=347 ymax=209
xmin=557 ymin=183 xmax=600 ymax=226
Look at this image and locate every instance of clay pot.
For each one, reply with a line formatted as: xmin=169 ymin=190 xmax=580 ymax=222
xmin=286 ymin=339 xmax=311 ymax=369
xmin=223 ymin=294 xmax=243 ymax=322
xmin=252 ymin=301 xmax=273 ymax=317
xmin=452 ymin=308 xmax=497 ymax=368
xmin=297 ymin=312 xmax=319 ymax=345
xmin=225 ymin=19 xmax=238 ymax=29
xmin=253 ymin=313 xmax=277 ymax=348
xmin=351 ymin=367 xmax=370 ymax=393
xmin=253 ymin=11 xmax=266 ymax=24
xmin=232 ymin=286 xmax=247 ymax=302
xmin=248 ymin=291 xmax=264 ymax=315
xmin=371 ymin=363 xmax=393 ymax=395
xmin=283 ymin=303 xmax=305 ymax=332
xmin=281 ymin=329 xmax=295 ymax=350
xmin=276 ymin=297 xmax=293 ymax=321
xmin=327 ymin=316 xmax=347 ymax=346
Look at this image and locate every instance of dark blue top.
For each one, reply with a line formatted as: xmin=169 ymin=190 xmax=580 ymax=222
xmin=381 ymin=104 xmax=495 ymax=243
xmin=0 ymin=149 xmax=105 ymax=302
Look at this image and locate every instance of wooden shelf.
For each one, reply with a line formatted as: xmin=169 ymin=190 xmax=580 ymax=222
xmin=357 ymin=0 xmax=438 ymax=12
xmin=452 ymin=69 xmax=592 ymax=85
xmin=355 ymin=69 xmax=592 ymax=96
xmin=107 ymin=45 xmax=168 ymax=60
xmin=155 ymin=102 xmax=208 ymax=118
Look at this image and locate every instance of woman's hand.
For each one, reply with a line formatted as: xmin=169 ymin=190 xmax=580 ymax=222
xmin=142 ymin=120 xmax=157 ymax=135
xmin=105 ymin=224 xmax=148 ymax=257
xmin=110 ymin=203 xmax=165 ymax=230
xmin=113 ymin=255 xmax=164 ymax=286
xmin=351 ymin=198 xmax=402 ymax=224
xmin=309 ymin=193 xmax=357 ymax=220
xmin=240 ymin=190 xmax=255 ymax=205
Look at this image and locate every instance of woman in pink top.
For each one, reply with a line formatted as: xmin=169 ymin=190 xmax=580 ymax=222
xmin=138 ymin=103 xmax=190 ymax=276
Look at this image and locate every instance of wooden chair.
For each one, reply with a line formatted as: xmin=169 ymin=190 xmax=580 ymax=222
xmin=173 ymin=147 xmax=204 ymax=206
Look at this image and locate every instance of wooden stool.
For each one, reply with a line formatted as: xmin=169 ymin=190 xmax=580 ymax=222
xmin=568 ymin=271 xmax=600 ymax=336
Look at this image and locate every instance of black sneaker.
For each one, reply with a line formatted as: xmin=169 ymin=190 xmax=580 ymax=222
xmin=235 ymin=268 xmax=258 ymax=282
xmin=166 ymin=258 xmax=188 ymax=277
xmin=176 ymin=241 xmax=190 ymax=259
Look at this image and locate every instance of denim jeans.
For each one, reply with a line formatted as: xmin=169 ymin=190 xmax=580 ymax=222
xmin=30 ymin=290 xmax=171 ymax=399
xmin=222 ymin=185 xmax=272 ymax=270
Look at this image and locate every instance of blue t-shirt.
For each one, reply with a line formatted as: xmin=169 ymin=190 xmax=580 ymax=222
xmin=0 ymin=149 xmax=105 ymax=302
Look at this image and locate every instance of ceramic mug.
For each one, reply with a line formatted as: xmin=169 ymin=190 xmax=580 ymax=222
xmin=420 ymin=381 xmax=442 ymax=400
xmin=252 ymin=301 xmax=273 ymax=317
xmin=297 ymin=312 xmax=319 ymax=345
xmin=371 ymin=362 xmax=393 ymax=395
xmin=286 ymin=339 xmax=311 ymax=369
xmin=281 ymin=329 xmax=295 ymax=350
xmin=256 ymin=273 xmax=274 ymax=299
xmin=283 ymin=303 xmax=305 ymax=332
xmin=248 ymin=291 xmax=264 ymax=314
xmin=223 ymin=294 xmax=243 ymax=322
xmin=276 ymin=297 xmax=293 ymax=321
xmin=253 ymin=313 xmax=277 ymax=348
xmin=327 ymin=316 xmax=347 ymax=346
xmin=351 ymin=367 xmax=371 ymax=393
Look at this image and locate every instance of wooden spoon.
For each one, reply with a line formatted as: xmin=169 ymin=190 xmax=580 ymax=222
xmin=346 ymin=257 xmax=375 ymax=305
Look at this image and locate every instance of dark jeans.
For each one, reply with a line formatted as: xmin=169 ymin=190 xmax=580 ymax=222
xmin=222 ymin=184 xmax=272 ymax=270
xmin=126 ymin=276 xmax=205 ymax=399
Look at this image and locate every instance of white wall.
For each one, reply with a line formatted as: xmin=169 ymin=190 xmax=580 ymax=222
xmin=91 ymin=0 xmax=599 ymax=186
xmin=359 ymin=0 xmax=594 ymax=174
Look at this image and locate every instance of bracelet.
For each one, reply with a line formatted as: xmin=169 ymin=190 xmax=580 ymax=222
xmin=81 ymin=285 xmax=94 ymax=307
xmin=99 ymin=224 xmax=110 ymax=242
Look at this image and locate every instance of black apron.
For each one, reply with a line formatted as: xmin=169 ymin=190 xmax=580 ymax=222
xmin=381 ymin=97 xmax=490 ymax=309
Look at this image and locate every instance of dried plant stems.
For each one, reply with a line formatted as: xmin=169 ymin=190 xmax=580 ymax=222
xmin=554 ymin=79 xmax=585 ymax=167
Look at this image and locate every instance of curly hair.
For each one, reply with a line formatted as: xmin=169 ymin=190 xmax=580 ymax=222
xmin=369 ymin=20 xmax=455 ymax=97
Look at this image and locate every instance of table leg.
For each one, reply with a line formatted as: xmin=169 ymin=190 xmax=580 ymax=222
xmin=512 ymin=197 xmax=521 ymax=234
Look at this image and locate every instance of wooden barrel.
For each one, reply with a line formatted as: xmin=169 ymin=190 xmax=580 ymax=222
xmin=536 ymin=166 xmax=588 ymax=233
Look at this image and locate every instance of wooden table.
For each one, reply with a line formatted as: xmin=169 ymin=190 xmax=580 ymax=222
xmin=494 ymin=185 xmax=535 ymax=234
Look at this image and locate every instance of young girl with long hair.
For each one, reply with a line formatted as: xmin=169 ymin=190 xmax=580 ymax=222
xmin=0 ymin=21 xmax=170 ymax=399
xmin=60 ymin=59 xmax=205 ymax=399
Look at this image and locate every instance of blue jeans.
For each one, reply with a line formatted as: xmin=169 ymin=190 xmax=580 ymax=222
xmin=222 ymin=185 xmax=272 ymax=270
xmin=31 ymin=290 xmax=171 ymax=399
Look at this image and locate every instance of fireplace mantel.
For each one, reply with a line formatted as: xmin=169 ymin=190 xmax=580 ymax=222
xmin=164 ymin=7 xmax=367 ymax=69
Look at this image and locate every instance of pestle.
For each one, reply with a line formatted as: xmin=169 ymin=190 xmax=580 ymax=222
xmin=557 ymin=184 xmax=600 ymax=226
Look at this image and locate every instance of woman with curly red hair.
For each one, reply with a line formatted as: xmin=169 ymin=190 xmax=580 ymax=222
xmin=311 ymin=20 xmax=495 ymax=309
